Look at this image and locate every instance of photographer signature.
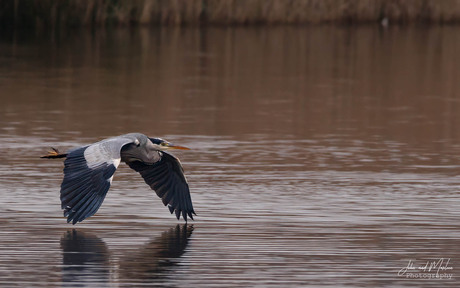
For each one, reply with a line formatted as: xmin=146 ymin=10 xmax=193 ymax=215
xmin=398 ymin=258 xmax=453 ymax=278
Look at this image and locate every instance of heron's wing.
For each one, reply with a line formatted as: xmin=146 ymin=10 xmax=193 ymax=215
xmin=125 ymin=152 xmax=196 ymax=221
xmin=60 ymin=137 xmax=135 ymax=224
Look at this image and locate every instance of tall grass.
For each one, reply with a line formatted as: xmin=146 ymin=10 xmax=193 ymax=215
xmin=2 ymin=0 xmax=460 ymax=28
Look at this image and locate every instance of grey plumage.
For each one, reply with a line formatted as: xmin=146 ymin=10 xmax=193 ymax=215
xmin=46 ymin=133 xmax=195 ymax=224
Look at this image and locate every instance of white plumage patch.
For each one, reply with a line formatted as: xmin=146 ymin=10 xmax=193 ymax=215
xmin=112 ymin=158 xmax=121 ymax=167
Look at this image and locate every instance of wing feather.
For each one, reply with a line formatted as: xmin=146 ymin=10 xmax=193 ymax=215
xmin=60 ymin=136 xmax=135 ymax=224
xmin=125 ymin=152 xmax=196 ymax=221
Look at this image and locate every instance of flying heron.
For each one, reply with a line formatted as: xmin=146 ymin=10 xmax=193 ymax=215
xmin=41 ymin=133 xmax=196 ymax=224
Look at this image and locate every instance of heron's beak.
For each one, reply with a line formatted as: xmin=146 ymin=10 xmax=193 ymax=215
xmin=168 ymin=144 xmax=191 ymax=150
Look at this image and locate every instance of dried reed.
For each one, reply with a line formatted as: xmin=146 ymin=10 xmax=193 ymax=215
xmin=2 ymin=0 xmax=460 ymax=28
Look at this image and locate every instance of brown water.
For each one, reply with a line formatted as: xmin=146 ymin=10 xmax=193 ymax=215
xmin=1 ymin=26 xmax=460 ymax=287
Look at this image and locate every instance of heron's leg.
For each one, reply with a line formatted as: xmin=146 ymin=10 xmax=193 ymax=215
xmin=41 ymin=147 xmax=68 ymax=159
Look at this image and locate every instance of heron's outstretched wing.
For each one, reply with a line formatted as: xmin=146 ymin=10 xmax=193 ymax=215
xmin=126 ymin=152 xmax=196 ymax=221
xmin=60 ymin=136 xmax=135 ymax=224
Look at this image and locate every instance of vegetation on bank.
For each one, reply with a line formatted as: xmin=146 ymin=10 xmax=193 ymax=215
xmin=2 ymin=0 xmax=460 ymax=28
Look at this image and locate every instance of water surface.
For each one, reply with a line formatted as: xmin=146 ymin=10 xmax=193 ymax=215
xmin=1 ymin=26 xmax=460 ymax=287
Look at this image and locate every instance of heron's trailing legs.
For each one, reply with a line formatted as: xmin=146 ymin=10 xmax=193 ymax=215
xmin=41 ymin=147 xmax=67 ymax=159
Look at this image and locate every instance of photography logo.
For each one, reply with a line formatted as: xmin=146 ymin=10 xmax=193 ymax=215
xmin=398 ymin=258 xmax=453 ymax=280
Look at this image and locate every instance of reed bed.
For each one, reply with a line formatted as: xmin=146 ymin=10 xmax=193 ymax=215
xmin=2 ymin=0 xmax=460 ymax=28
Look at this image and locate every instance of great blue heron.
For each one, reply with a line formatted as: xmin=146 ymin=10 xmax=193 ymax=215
xmin=41 ymin=133 xmax=196 ymax=224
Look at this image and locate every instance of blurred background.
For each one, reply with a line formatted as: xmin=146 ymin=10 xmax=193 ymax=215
xmin=1 ymin=0 xmax=460 ymax=287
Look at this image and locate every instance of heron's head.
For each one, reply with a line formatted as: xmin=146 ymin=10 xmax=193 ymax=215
xmin=149 ymin=138 xmax=190 ymax=151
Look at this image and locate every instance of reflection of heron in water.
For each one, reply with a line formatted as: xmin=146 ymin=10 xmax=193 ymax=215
xmin=119 ymin=224 xmax=194 ymax=282
xmin=60 ymin=230 xmax=110 ymax=287
xmin=60 ymin=225 xmax=193 ymax=286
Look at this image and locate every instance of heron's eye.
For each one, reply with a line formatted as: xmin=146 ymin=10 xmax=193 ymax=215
xmin=160 ymin=142 xmax=167 ymax=146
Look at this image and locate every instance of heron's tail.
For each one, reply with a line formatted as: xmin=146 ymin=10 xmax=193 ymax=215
xmin=41 ymin=147 xmax=67 ymax=159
